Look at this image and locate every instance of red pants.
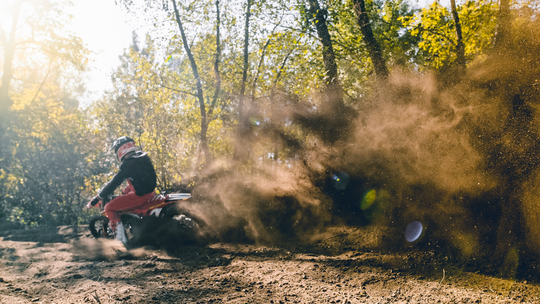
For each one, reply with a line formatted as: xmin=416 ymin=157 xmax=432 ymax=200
xmin=103 ymin=181 xmax=155 ymax=230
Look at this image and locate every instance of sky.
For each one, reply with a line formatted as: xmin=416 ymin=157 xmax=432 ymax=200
xmin=69 ymin=0 xmax=136 ymax=106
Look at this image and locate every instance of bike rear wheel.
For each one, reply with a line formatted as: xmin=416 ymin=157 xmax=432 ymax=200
xmin=88 ymin=215 xmax=112 ymax=239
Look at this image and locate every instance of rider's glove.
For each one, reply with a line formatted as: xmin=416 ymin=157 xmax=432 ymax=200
xmin=86 ymin=195 xmax=101 ymax=209
xmin=90 ymin=195 xmax=101 ymax=206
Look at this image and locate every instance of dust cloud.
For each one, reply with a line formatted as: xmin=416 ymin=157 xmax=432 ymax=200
xmin=173 ymin=20 xmax=540 ymax=265
xmin=72 ymin=238 xmax=148 ymax=260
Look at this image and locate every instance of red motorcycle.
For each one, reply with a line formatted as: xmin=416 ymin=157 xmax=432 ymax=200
xmin=87 ymin=192 xmax=201 ymax=247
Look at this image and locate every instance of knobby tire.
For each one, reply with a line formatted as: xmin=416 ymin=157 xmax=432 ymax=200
xmin=88 ymin=215 xmax=110 ymax=239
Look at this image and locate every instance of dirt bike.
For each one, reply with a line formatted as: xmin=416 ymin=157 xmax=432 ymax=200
xmin=87 ymin=192 xmax=202 ymax=248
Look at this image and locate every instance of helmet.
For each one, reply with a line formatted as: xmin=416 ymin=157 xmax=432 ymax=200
xmin=111 ymin=136 xmax=137 ymax=162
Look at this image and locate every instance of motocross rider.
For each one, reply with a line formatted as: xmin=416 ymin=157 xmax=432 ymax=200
xmin=87 ymin=136 xmax=157 ymax=243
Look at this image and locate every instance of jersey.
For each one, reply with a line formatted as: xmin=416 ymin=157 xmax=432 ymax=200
xmin=98 ymin=151 xmax=157 ymax=198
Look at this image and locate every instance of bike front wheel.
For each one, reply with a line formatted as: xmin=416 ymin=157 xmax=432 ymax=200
xmin=88 ymin=215 xmax=112 ymax=239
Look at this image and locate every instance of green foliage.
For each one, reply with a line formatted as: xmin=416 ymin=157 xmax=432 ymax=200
xmin=402 ymin=0 xmax=497 ymax=69
xmin=0 ymin=0 xmax=93 ymax=226
xmin=2 ymin=73 xmax=101 ymax=226
xmin=326 ymin=0 xmax=419 ymax=100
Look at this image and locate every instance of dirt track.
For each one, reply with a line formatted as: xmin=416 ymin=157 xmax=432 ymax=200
xmin=1 ymin=225 xmax=539 ymax=303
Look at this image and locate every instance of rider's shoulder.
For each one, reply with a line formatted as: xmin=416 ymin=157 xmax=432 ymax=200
xmin=121 ymin=151 xmax=148 ymax=164
xmin=130 ymin=151 xmax=148 ymax=159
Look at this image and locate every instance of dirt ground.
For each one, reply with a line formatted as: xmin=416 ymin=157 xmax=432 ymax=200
xmin=1 ymin=225 xmax=540 ymax=304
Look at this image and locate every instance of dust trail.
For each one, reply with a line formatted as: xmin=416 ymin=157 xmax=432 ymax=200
xmin=72 ymin=238 xmax=148 ymax=260
xmin=176 ymin=162 xmax=333 ymax=244
xmin=172 ymin=18 xmax=540 ymax=263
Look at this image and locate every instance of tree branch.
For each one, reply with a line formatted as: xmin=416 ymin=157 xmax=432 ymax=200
xmin=251 ymin=18 xmax=282 ymax=99
xmin=265 ymin=21 xmax=319 ymax=44
xmin=272 ymin=47 xmax=295 ymax=89
xmin=30 ymin=63 xmax=52 ymax=103
xmin=159 ymin=84 xmax=198 ymax=97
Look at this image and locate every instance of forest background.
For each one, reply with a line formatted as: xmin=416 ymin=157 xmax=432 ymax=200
xmin=1 ymin=0 xmax=540 ymax=274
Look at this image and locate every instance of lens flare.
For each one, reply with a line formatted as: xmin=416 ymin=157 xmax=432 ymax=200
xmin=360 ymin=189 xmax=377 ymax=210
xmin=166 ymin=54 xmax=172 ymax=62
xmin=250 ymin=117 xmax=260 ymax=126
xmin=405 ymin=221 xmax=423 ymax=242
xmin=362 ymin=189 xmax=390 ymax=222
xmin=332 ymin=172 xmax=349 ymax=190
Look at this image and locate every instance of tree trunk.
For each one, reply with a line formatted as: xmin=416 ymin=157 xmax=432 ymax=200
xmin=450 ymin=0 xmax=465 ymax=69
xmin=307 ymin=0 xmax=341 ymax=93
xmin=208 ymin=0 xmax=221 ymax=118
xmin=494 ymin=0 xmax=511 ymax=50
xmin=233 ymin=0 xmax=252 ymax=161
xmin=301 ymin=0 xmax=355 ymax=144
xmin=0 ymin=0 xmax=23 ymax=118
xmin=172 ymin=0 xmax=211 ymax=165
xmin=0 ymin=42 xmax=15 ymax=115
xmin=238 ymin=0 xmax=252 ymax=121
xmin=352 ymin=0 xmax=388 ymax=80
xmin=493 ymin=94 xmax=536 ymax=273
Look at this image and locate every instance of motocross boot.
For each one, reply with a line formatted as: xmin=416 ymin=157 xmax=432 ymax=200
xmin=115 ymin=222 xmax=128 ymax=245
